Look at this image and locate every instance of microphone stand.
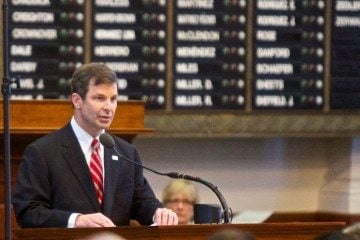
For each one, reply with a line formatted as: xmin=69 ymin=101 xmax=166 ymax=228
xmin=100 ymin=133 xmax=233 ymax=224
xmin=115 ymin=158 xmax=233 ymax=223
xmin=2 ymin=1 xmax=16 ymax=239
xmin=135 ymin=165 xmax=233 ymax=223
xmin=166 ymin=172 xmax=232 ymax=224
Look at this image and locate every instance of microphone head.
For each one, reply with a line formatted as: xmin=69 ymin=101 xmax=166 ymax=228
xmin=100 ymin=133 xmax=115 ymax=148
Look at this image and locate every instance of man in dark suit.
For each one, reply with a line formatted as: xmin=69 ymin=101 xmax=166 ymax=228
xmin=12 ymin=62 xmax=178 ymax=228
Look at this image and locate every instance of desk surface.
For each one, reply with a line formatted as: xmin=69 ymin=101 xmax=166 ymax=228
xmin=13 ymin=222 xmax=346 ymax=240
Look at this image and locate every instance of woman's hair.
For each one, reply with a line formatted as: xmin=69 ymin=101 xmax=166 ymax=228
xmin=162 ymin=179 xmax=199 ymax=205
xmin=81 ymin=231 xmax=126 ymax=240
xmin=208 ymin=229 xmax=255 ymax=240
xmin=315 ymin=231 xmax=355 ymax=240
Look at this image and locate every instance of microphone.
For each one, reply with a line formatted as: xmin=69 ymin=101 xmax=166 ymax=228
xmin=99 ymin=133 xmax=233 ymax=224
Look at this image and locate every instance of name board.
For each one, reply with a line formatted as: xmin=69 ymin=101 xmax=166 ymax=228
xmin=253 ymin=0 xmax=325 ymax=109
xmin=9 ymin=0 xmax=85 ymax=100
xmin=173 ymin=0 xmax=246 ymax=109
xmin=6 ymin=0 xmax=360 ymax=111
xmin=91 ymin=0 xmax=167 ymax=109
xmin=331 ymin=0 xmax=360 ymax=109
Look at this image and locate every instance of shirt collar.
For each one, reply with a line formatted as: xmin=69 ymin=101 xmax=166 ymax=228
xmin=70 ymin=117 xmax=105 ymax=149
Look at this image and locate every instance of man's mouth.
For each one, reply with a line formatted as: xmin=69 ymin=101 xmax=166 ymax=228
xmin=99 ymin=116 xmax=112 ymax=121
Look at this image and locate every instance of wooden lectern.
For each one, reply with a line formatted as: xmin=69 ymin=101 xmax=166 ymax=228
xmin=13 ymin=222 xmax=346 ymax=240
xmin=0 ymin=100 xmax=152 ymax=240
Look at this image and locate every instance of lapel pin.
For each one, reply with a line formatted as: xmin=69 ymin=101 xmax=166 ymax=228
xmin=112 ymin=155 xmax=119 ymax=161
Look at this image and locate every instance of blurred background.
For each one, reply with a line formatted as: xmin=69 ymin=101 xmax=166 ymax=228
xmin=1 ymin=0 xmax=360 ymax=221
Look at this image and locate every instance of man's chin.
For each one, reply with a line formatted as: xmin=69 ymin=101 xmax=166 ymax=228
xmin=98 ymin=122 xmax=112 ymax=130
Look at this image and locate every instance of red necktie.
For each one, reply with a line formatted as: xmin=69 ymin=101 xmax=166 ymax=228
xmin=90 ymin=138 xmax=104 ymax=204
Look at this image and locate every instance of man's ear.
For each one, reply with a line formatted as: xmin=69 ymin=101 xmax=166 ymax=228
xmin=71 ymin=93 xmax=83 ymax=108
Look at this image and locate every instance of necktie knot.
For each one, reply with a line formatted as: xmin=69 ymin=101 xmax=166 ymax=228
xmin=91 ymin=138 xmax=100 ymax=150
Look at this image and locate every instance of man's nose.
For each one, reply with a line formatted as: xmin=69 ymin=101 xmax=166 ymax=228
xmin=103 ymin=99 xmax=114 ymax=109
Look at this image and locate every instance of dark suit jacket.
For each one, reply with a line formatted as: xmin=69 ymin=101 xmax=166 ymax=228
xmin=12 ymin=124 xmax=163 ymax=228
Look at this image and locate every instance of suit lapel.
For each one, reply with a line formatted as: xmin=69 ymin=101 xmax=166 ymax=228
xmin=60 ymin=124 xmax=101 ymax=211
xmin=102 ymin=147 xmax=120 ymax=215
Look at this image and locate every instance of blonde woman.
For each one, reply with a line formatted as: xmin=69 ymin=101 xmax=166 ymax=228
xmin=163 ymin=179 xmax=199 ymax=225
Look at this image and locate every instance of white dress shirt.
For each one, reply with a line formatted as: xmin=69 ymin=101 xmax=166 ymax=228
xmin=67 ymin=117 xmax=105 ymax=227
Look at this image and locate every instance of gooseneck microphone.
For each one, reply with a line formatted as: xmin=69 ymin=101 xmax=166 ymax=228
xmin=99 ymin=132 xmax=233 ymax=224
xmin=100 ymin=133 xmax=170 ymax=177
